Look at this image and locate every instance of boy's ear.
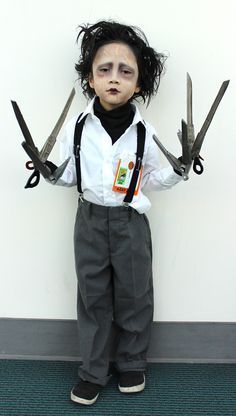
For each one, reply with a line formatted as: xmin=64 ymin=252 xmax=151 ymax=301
xmin=135 ymin=85 xmax=141 ymax=93
xmin=89 ymin=73 xmax=94 ymax=89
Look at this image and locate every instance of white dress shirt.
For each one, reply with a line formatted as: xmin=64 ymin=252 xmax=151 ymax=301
xmin=56 ymin=98 xmax=182 ymax=213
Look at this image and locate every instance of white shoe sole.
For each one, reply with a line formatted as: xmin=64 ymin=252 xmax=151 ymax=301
xmin=70 ymin=390 xmax=99 ymax=405
xmin=118 ymin=375 xmax=145 ymax=393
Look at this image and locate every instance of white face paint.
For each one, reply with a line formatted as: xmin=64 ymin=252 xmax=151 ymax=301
xmin=89 ymin=42 xmax=140 ymax=111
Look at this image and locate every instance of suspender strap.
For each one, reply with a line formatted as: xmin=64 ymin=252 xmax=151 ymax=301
xmin=123 ymin=121 xmax=146 ymax=204
xmin=73 ymin=113 xmax=88 ymax=194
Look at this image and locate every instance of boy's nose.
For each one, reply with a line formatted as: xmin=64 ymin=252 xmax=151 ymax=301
xmin=109 ymin=69 xmax=120 ymax=84
xmin=109 ymin=79 xmax=120 ymax=84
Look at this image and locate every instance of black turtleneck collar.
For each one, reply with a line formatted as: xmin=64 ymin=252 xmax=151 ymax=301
xmin=93 ymin=97 xmax=135 ymax=144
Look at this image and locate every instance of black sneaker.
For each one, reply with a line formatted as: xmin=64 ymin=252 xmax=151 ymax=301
xmin=71 ymin=380 xmax=102 ymax=405
xmin=118 ymin=371 xmax=145 ymax=393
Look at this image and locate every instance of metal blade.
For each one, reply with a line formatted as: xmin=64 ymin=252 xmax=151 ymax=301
xmin=187 ymin=73 xmax=193 ymax=125
xmin=52 ymin=157 xmax=71 ymax=182
xmin=187 ymin=73 xmax=195 ymax=147
xmin=40 ymin=87 xmax=76 ymax=162
xmin=181 ymin=119 xmax=191 ymax=165
xmin=153 ymin=135 xmax=189 ymax=180
xmin=152 ymin=135 xmax=182 ymax=171
xmin=192 ymin=80 xmax=230 ymax=158
xmin=177 ymin=130 xmax=182 ymax=144
xmin=21 ymin=141 xmax=53 ymax=179
xmin=11 ymin=100 xmax=38 ymax=153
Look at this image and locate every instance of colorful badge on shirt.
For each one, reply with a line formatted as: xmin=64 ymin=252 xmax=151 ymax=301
xmin=113 ymin=153 xmax=142 ymax=195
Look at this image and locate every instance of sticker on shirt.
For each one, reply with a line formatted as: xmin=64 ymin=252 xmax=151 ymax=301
xmin=112 ymin=154 xmax=142 ymax=195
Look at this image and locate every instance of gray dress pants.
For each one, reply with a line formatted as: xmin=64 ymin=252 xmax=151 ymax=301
xmin=74 ymin=199 xmax=153 ymax=386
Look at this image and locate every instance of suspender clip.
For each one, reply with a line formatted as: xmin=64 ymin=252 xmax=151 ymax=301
xmin=74 ymin=144 xmax=80 ymax=159
xmin=78 ymin=193 xmax=84 ymax=202
xmin=136 ymin=157 xmax=142 ymax=171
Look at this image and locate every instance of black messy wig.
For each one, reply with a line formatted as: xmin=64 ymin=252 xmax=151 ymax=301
xmin=75 ymin=20 xmax=166 ymax=105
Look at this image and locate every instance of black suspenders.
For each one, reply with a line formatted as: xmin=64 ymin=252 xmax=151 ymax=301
xmin=73 ymin=113 xmax=88 ymax=195
xmin=123 ymin=122 xmax=145 ymax=204
xmin=73 ymin=114 xmax=146 ymax=204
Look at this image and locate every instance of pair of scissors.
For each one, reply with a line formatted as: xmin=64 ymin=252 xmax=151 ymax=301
xmin=153 ymin=74 xmax=230 ymax=180
xmin=11 ymin=88 xmax=75 ymax=188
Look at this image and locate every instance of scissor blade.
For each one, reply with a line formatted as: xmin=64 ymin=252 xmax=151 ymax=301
xmin=11 ymin=100 xmax=38 ymax=153
xmin=53 ymin=157 xmax=71 ymax=182
xmin=40 ymin=87 xmax=76 ymax=162
xmin=187 ymin=73 xmax=195 ymax=147
xmin=22 ymin=141 xmax=52 ymax=179
xmin=152 ymin=135 xmax=182 ymax=171
xmin=181 ymin=119 xmax=191 ymax=165
xmin=153 ymin=135 xmax=189 ymax=180
xmin=192 ymin=80 xmax=230 ymax=158
xmin=187 ymin=73 xmax=193 ymax=126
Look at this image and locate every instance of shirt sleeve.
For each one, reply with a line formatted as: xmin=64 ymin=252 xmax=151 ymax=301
xmin=53 ymin=117 xmax=78 ymax=187
xmin=142 ymin=130 xmax=183 ymax=192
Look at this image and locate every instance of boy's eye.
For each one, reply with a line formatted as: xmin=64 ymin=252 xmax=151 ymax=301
xmin=120 ymin=68 xmax=134 ymax=76
xmin=99 ymin=67 xmax=109 ymax=72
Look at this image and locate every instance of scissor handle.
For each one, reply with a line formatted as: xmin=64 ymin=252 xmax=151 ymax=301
xmin=193 ymin=156 xmax=204 ymax=175
xmin=25 ymin=160 xmax=34 ymax=170
xmin=24 ymin=169 xmax=40 ymax=188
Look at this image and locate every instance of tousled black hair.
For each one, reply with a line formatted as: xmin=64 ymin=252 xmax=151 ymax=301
xmin=75 ymin=20 xmax=166 ymax=105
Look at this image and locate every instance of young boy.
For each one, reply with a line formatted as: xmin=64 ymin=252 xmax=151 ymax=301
xmin=55 ymin=20 xmax=183 ymax=405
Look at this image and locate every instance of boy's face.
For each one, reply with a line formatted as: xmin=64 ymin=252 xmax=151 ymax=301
xmin=89 ymin=42 xmax=140 ymax=111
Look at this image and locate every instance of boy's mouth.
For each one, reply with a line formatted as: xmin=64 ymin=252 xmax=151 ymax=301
xmin=107 ymin=88 xmax=120 ymax=94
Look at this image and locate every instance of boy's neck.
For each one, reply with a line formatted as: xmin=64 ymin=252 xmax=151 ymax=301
xmin=93 ymin=96 xmax=134 ymax=144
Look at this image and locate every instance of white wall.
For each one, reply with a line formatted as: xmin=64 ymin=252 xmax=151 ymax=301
xmin=0 ymin=0 xmax=235 ymax=321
